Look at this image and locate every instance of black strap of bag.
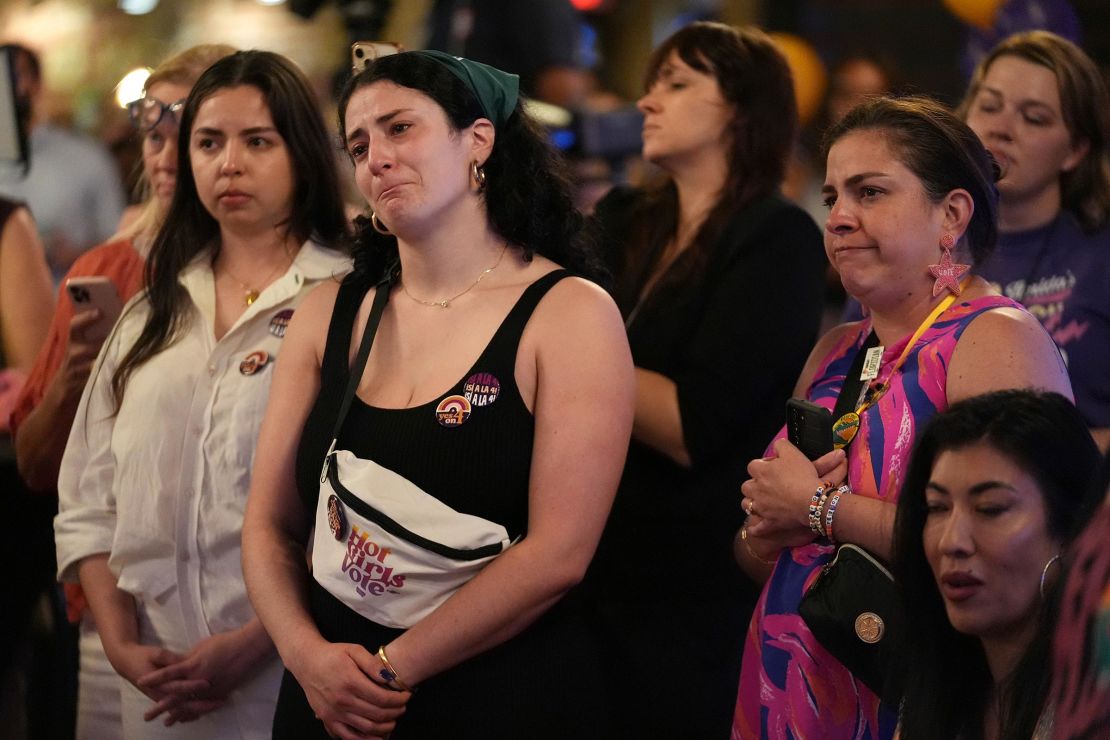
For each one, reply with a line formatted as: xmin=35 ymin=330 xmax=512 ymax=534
xmin=830 ymin=329 xmax=880 ymax=435
xmin=319 ymin=270 xmax=393 ymax=483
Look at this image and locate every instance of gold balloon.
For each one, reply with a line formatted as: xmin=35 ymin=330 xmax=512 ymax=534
xmin=942 ymin=0 xmax=1005 ymax=30
xmin=769 ymin=32 xmax=827 ymax=127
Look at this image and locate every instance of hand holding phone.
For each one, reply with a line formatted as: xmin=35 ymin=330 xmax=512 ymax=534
xmin=66 ymin=276 xmax=122 ymax=343
xmin=786 ymin=398 xmax=833 ymax=461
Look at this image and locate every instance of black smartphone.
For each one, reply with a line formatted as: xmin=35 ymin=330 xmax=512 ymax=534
xmin=786 ymin=398 xmax=833 ymax=460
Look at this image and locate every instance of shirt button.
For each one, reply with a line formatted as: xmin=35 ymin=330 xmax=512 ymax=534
xmin=207 ymin=365 xmax=216 ymax=375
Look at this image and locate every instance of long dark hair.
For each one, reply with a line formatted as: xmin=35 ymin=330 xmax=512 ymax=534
xmin=336 ymin=52 xmax=603 ymax=284
xmin=824 ymin=95 xmax=1000 ymax=267
xmin=892 ymin=390 xmax=1102 ymax=740
xmin=610 ymin=22 xmax=797 ymax=309
xmin=110 ymin=50 xmax=348 ymax=408
xmin=958 ymin=30 xmax=1110 ymax=234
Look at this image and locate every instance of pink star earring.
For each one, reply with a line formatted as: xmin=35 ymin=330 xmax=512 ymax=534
xmin=928 ymin=233 xmax=970 ymax=297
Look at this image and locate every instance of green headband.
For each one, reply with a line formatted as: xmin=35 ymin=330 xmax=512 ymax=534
xmin=406 ymin=50 xmax=519 ymax=129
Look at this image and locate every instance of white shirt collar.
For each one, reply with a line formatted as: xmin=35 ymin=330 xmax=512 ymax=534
xmin=177 ymin=238 xmax=351 ymax=335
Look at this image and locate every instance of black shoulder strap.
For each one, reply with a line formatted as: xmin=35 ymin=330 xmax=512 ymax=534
xmin=320 ymin=274 xmax=373 ymax=388
xmin=831 ymin=330 xmax=880 ymax=429
xmin=320 ymin=272 xmax=392 ymax=481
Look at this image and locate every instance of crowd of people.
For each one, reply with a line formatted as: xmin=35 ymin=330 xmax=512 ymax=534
xmin=0 ymin=16 xmax=1108 ymax=740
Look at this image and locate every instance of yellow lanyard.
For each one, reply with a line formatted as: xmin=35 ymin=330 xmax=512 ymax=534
xmin=832 ymin=280 xmax=967 ymax=448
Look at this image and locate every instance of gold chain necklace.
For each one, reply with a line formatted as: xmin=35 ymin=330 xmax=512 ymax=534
xmin=401 ymin=244 xmax=508 ymax=308
xmin=217 ymin=256 xmax=291 ymax=306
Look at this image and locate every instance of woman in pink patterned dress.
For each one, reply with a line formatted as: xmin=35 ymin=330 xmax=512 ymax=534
xmin=731 ymin=96 xmax=1073 ymax=739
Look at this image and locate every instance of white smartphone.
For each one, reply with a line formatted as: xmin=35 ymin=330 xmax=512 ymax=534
xmin=66 ymin=276 xmax=122 ymax=343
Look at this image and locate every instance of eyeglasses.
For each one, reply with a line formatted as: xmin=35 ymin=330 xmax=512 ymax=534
xmin=127 ymin=96 xmax=186 ymax=133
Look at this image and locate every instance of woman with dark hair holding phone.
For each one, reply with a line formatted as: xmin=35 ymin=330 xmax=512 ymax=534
xmin=732 ymin=97 xmax=1072 ymax=739
xmin=959 ymin=31 xmax=1110 ymax=453
xmin=54 ymin=50 xmax=350 ymax=738
xmin=581 ymin=22 xmax=826 ymax=738
xmin=891 ymin=389 xmax=1102 ymax=739
xmin=241 ymin=51 xmax=633 ymax=739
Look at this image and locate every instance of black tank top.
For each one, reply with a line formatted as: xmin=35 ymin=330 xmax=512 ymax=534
xmin=279 ymin=268 xmax=612 ymax=740
xmin=295 ymin=268 xmax=570 ymax=541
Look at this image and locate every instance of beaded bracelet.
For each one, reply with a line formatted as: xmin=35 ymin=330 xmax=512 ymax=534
xmin=816 ymin=489 xmax=832 ymax=536
xmin=377 ymin=645 xmax=413 ymax=692
xmin=824 ymin=485 xmax=851 ymax=542
xmin=809 ymin=480 xmax=832 ymax=535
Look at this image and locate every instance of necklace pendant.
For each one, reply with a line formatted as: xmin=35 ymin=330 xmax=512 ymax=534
xmin=245 ymin=289 xmax=260 ymax=306
xmin=438 ymin=300 xmax=450 ymax=308
xmin=832 ymin=412 xmax=861 ymax=449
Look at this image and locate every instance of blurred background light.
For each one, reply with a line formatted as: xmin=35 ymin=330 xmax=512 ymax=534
xmin=114 ymin=68 xmax=151 ymax=108
xmin=118 ymin=0 xmax=160 ymax=15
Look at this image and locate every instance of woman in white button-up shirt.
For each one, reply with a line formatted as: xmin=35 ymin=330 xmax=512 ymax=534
xmin=55 ymin=51 xmax=351 ymax=739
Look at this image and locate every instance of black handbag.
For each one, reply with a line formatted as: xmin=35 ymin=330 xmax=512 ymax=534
xmin=798 ymin=543 xmax=904 ymax=702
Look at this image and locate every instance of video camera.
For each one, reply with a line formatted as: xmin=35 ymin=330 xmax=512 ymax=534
xmin=545 ymin=105 xmax=642 ymax=161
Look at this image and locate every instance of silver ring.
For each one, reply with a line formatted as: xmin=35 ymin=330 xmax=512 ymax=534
xmin=745 ymin=499 xmax=755 ymax=516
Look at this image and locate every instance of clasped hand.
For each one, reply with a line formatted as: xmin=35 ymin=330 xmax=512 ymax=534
xmin=740 ymin=439 xmax=847 ymax=539
xmin=126 ymin=627 xmax=269 ymax=726
xmin=104 ymin=640 xmax=213 ymax=727
xmin=292 ymin=641 xmax=410 ymax=740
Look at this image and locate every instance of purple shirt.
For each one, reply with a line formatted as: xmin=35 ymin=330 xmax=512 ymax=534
xmin=977 ymin=211 xmax=1110 ymax=428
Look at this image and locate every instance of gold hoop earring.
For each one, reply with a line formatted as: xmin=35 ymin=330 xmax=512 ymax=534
xmin=471 ymin=161 xmax=487 ymax=193
xmin=370 ymin=211 xmax=391 ymax=235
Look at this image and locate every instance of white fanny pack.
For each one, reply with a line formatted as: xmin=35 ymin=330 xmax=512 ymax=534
xmin=311 ymin=449 xmax=512 ymax=628
xmin=309 ymin=276 xmax=513 ymax=629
